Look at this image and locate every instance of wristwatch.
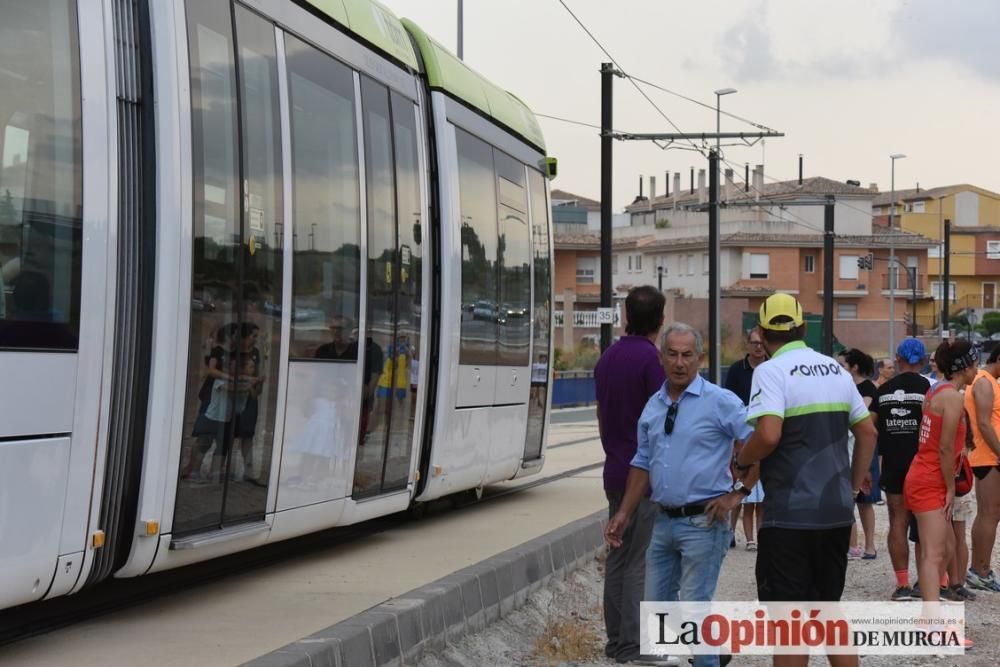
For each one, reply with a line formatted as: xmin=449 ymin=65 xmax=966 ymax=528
xmin=733 ymin=480 xmax=753 ymax=496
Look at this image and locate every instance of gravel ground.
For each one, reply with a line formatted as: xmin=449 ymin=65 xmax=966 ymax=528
xmin=418 ymin=501 xmax=1000 ymax=666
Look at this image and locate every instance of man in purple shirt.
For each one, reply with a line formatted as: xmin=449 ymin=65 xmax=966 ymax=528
xmin=594 ymin=285 xmax=666 ymax=664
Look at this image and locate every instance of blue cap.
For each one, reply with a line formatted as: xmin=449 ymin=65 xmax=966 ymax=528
xmin=896 ymin=337 xmax=926 ymax=365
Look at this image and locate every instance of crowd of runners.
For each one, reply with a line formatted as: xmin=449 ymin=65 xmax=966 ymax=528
xmin=595 ymin=287 xmax=995 ymax=667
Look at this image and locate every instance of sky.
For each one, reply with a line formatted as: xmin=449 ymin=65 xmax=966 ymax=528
xmin=377 ymin=0 xmax=1000 ymax=211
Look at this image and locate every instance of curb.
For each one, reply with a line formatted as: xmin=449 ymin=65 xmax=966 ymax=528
xmin=243 ymin=510 xmax=607 ymax=667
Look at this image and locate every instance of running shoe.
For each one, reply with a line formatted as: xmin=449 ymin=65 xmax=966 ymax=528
xmin=966 ymin=569 xmax=1000 ymax=592
xmin=746 ymin=541 xmax=757 ymax=552
xmin=943 ymin=585 xmax=976 ymax=602
xmin=891 ymin=585 xmax=913 ymax=601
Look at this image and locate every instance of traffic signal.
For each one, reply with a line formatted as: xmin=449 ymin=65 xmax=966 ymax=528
xmin=856 ymin=253 xmax=874 ymax=270
xmin=856 ymin=256 xmax=865 ymax=270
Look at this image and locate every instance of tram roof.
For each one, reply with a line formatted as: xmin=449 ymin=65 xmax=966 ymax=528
xmin=400 ymin=19 xmax=546 ymax=154
xmin=299 ymin=0 xmax=546 ymax=154
xmin=300 ymin=0 xmax=420 ymax=70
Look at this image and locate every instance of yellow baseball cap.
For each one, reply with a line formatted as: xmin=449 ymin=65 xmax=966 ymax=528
xmin=759 ymin=293 xmax=805 ymax=331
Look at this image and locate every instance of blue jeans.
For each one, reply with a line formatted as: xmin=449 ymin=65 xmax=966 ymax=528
xmin=645 ymin=512 xmax=731 ymax=667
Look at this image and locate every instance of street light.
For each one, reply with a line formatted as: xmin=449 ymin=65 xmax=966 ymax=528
xmin=714 ymin=88 xmax=737 ymax=158
xmin=888 ymin=152 xmax=906 ymax=356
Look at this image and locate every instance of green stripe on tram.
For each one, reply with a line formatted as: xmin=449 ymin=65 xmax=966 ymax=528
xmin=401 ymin=18 xmax=547 ymax=152
xmin=301 ymin=0 xmax=421 ymax=70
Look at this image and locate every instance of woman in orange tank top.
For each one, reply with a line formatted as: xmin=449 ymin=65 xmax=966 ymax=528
xmin=963 ymin=346 xmax=1000 ymax=592
xmin=903 ymin=339 xmax=978 ymax=606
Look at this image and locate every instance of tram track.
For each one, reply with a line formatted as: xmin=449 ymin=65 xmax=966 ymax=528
xmin=0 ymin=441 xmax=601 ymax=648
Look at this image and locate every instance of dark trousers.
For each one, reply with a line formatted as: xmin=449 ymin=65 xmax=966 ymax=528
xmin=604 ymin=490 xmax=655 ymax=661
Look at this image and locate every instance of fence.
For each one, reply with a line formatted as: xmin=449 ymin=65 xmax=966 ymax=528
xmin=553 ymin=309 xmax=622 ymax=329
xmin=551 ymin=368 xmax=727 ymax=408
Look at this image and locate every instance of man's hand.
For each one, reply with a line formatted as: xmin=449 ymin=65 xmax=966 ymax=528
xmin=861 ymin=473 xmax=872 ymax=495
xmin=705 ymin=492 xmax=742 ymax=525
xmin=605 ymin=512 xmax=630 ymax=548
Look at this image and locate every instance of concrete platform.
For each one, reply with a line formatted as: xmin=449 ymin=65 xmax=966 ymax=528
xmin=246 ymin=511 xmax=606 ymax=667
xmin=0 ymin=416 xmax=606 ymax=667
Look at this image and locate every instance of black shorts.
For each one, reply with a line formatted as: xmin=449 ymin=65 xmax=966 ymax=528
xmin=972 ymin=464 xmax=1000 ymax=481
xmin=756 ymin=526 xmax=851 ymax=602
xmin=880 ymin=454 xmax=915 ymax=495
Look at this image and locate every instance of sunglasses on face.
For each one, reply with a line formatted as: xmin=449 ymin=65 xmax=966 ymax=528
xmin=664 ymin=401 xmax=679 ymax=435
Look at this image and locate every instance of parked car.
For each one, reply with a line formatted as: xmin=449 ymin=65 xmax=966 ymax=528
xmin=473 ymin=300 xmax=496 ymax=321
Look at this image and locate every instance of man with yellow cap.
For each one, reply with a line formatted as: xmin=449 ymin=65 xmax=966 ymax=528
xmin=734 ymin=293 xmax=878 ymax=667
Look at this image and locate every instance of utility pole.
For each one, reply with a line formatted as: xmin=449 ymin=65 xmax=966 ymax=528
xmin=942 ymin=218 xmax=951 ymax=336
xmin=888 ymin=153 xmax=906 ymax=356
xmin=456 ymin=0 xmax=463 ymax=60
xmin=599 ymin=63 xmax=615 ymax=352
xmin=823 ymin=196 xmax=835 ymax=355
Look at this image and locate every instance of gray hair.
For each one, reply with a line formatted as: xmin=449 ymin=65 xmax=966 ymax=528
xmin=661 ymin=322 xmax=704 ymax=354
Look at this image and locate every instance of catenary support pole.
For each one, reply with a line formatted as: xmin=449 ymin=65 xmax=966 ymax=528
xmin=823 ymin=196 xmax=835 ymax=355
xmin=600 ymin=63 xmax=614 ymax=352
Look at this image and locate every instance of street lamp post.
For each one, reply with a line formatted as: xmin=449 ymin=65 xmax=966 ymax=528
xmin=657 ymin=265 xmax=664 ymax=292
xmin=888 ymin=153 xmax=906 ymax=356
xmin=715 ymin=88 xmax=737 ymax=165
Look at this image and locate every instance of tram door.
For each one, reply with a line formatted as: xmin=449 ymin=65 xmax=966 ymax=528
xmin=523 ymin=169 xmax=552 ymax=461
xmin=352 ymin=79 xmax=422 ymax=498
xmin=172 ymin=3 xmax=284 ymax=536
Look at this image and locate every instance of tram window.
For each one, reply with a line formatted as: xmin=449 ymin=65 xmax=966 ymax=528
xmin=285 ymin=36 xmax=361 ymax=359
xmin=0 ymin=0 xmax=83 ymax=349
xmin=455 ymin=128 xmax=498 ymax=366
xmin=494 ymin=152 xmax=530 ymax=366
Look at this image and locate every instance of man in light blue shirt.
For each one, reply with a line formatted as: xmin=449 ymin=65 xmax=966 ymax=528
xmin=606 ymin=323 xmax=757 ymax=667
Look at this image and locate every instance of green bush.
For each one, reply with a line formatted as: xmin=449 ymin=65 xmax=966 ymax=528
xmin=573 ymin=345 xmax=600 ymax=370
xmin=982 ymin=312 xmax=1000 ymax=336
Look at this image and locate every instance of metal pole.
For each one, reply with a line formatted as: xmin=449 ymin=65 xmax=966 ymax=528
xmin=658 ymin=265 xmax=663 ymax=292
xmin=709 ymin=149 xmax=720 ymax=383
xmin=889 ymin=160 xmax=896 ymax=357
xmin=943 ymin=219 xmax=951 ymax=336
xmin=911 ymin=267 xmax=918 ymax=337
xmin=456 ymin=0 xmax=463 ymax=60
xmin=600 ymin=63 xmax=614 ymax=353
xmin=823 ymin=196 xmax=835 ymax=355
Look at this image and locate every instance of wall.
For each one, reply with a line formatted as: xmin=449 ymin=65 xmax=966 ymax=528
xmin=554 ymin=248 xmax=600 ymax=299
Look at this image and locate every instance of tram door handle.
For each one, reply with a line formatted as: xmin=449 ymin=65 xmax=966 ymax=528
xmin=511 ymin=370 xmax=517 ymax=387
xmin=473 ymin=368 xmax=481 ymax=387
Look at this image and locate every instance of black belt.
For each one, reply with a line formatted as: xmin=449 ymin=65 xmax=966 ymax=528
xmin=659 ymin=503 xmax=707 ymax=518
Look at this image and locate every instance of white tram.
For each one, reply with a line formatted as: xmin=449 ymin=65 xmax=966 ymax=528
xmin=0 ymin=0 xmax=554 ymax=611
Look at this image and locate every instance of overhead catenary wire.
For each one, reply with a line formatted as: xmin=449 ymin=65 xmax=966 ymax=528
xmin=628 ymin=75 xmax=778 ymax=133
xmin=554 ymin=0 xmax=707 ymax=158
xmin=534 ymin=112 xmax=629 ymax=134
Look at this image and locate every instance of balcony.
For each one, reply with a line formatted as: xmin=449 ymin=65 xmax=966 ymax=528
xmin=554 ymin=309 xmax=622 ymax=329
xmin=880 ymin=272 xmax=927 ymax=298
